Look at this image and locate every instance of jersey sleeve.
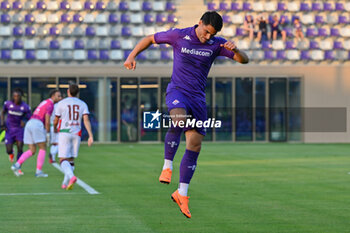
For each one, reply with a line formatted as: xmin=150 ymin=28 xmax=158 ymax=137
xmin=25 ymin=105 xmax=32 ymax=119
xmin=217 ymin=38 xmax=235 ymax=59
xmin=2 ymin=101 xmax=8 ymax=112
xmin=46 ymin=103 xmax=54 ymax=116
xmin=55 ymin=102 xmax=62 ymax=117
xmin=154 ymin=28 xmax=180 ymax=46
xmin=82 ymin=102 xmax=90 ymax=116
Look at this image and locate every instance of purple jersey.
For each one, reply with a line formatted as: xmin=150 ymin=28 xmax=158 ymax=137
xmin=154 ymin=25 xmax=235 ymax=99
xmin=3 ymin=100 xmax=31 ymax=128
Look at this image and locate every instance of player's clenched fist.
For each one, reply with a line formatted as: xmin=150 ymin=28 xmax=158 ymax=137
xmin=220 ymin=41 xmax=237 ymax=52
xmin=124 ymin=57 xmax=136 ymax=70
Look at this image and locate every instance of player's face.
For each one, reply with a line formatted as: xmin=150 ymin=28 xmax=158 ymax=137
xmin=12 ymin=92 xmax=21 ymax=104
xmin=53 ymin=92 xmax=62 ymax=103
xmin=197 ymin=20 xmax=217 ymax=43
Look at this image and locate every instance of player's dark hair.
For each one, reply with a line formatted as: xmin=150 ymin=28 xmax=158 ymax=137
xmin=12 ymin=88 xmax=23 ymax=96
xmin=200 ymin=11 xmax=223 ymax=32
xmin=49 ymin=89 xmax=60 ymax=98
xmin=69 ymin=84 xmax=79 ymax=97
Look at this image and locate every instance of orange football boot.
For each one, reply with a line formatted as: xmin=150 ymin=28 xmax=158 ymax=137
xmin=171 ymin=190 xmax=191 ymax=218
xmin=9 ymin=154 xmax=14 ymax=163
xmin=159 ymin=168 xmax=172 ymax=184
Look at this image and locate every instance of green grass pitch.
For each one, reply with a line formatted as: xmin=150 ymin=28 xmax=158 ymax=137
xmin=1 ymin=143 xmax=350 ymax=233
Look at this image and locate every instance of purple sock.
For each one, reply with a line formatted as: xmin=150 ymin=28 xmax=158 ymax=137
xmin=164 ymin=126 xmax=182 ymax=161
xmin=179 ymin=149 xmax=200 ymax=184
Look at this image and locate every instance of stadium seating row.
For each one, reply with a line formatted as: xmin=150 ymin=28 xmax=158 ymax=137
xmin=208 ymin=1 xmax=350 ymax=12
xmin=0 ymin=1 xmax=176 ymax=12
xmin=0 ymin=12 xmax=178 ymax=24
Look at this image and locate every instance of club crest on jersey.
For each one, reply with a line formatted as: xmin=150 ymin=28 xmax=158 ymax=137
xmin=172 ymin=99 xmax=180 ymax=105
xmin=183 ymin=35 xmax=191 ymax=41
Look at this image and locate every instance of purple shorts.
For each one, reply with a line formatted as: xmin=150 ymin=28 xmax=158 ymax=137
xmin=166 ymin=87 xmax=207 ymax=136
xmin=5 ymin=128 xmax=24 ymax=144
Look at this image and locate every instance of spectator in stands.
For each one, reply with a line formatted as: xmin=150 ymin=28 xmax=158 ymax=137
xmin=256 ymin=14 xmax=270 ymax=43
xmin=270 ymin=15 xmax=286 ymax=42
xmin=242 ymin=14 xmax=257 ymax=41
xmin=293 ymin=18 xmax=304 ymax=41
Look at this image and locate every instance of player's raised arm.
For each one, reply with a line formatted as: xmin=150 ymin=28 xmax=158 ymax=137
xmin=124 ymin=34 xmax=156 ymax=70
xmin=83 ymin=114 xmax=94 ymax=147
xmin=220 ymin=41 xmax=249 ymax=64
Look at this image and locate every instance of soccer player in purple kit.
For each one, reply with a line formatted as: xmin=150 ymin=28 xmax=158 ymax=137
xmin=124 ymin=11 xmax=249 ymax=218
xmin=0 ymin=88 xmax=31 ymax=167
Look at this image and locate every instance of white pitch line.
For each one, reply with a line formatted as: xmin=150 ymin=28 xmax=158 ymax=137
xmin=52 ymin=163 xmax=100 ymax=195
xmin=0 ymin=192 xmax=83 ymax=196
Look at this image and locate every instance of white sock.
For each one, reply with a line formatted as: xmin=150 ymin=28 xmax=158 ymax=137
xmin=62 ymin=166 xmax=74 ymax=185
xmin=36 ymin=168 xmax=42 ymax=173
xmin=61 ymin=161 xmax=74 ymax=180
xmin=162 ymin=159 xmax=173 ymax=170
xmin=50 ymin=145 xmax=58 ymax=160
xmin=178 ymin=183 xmax=189 ymax=196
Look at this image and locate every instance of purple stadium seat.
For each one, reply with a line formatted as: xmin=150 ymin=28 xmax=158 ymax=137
xmin=324 ymin=51 xmax=335 ymax=60
xmin=1 ymin=14 xmax=10 ymax=23
xmin=235 ymin=28 xmax=245 ymax=37
xmin=13 ymin=40 xmax=23 ymax=49
xmin=86 ymin=26 xmax=95 ymax=36
xmin=37 ymin=1 xmax=46 ymax=10
xmin=159 ymin=44 xmax=168 ymax=50
xmin=309 ymin=40 xmax=319 ymax=49
xmin=60 ymin=1 xmax=70 ymax=10
xmin=109 ymin=14 xmax=118 ymax=24
xmin=300 ymin=2 xmax=310 ymax=11
xmin=207 ymin=2 xmax=217 ymax=11
xmin=111 ymin=40 xmax=121 ymax=49
xmin=119 ymin=1 xmax=128 ymax=11
xmin=50 ymin=40 xmax=60 ymax=49
xmin=137 ymin=52 xmax=147 ymax=61
xmin=330 ymin=28 xmax=340 ymax=37
xmin=1 ymin=50 xmax=11 ymax=60
xmin=84 ymin=1 xmax=94 ymax=10
xmin=25 ymin=26 xmax=35 ymax=36
xmin=50 ymin=26 xmax=59 ymax=36
xmin=26 ymin=50 xmax=35 ymax=60
xmin=262 ymin=41 xmax=272 ymax=50
xmin=1 ymin=1 xmax=10 ymax=10
xmin=220 ymin=2 xmax=230 ymax=11
xmin=96 ymin=1 xmax=105 ymax=11
xmin=306 ymin=28 xmax=317 ymax=37
xmin=13 ymin=26 xmax=23 ymax=36
xmin=277 ymin=2 xmax=286 ymax=11
xmin=335 ymin=3 xmax=344 ymax=11
xmin=264 ymin=50 xmax=274 ymax=60
xmin=121 ymin=13 xmax=130 ymax=24
xmin=99 ymin=50 xmax=109 ymax=60
xmin=280 ymin=15 xmax=290 ymax=24
xmin=161 ymin=50 xmax=171 ymax=60
xmin=167 ymin=14 xmax=177 ymax=24
xmin=122 ymin=26 xmax=131 ymax=37
xmin=166 ymin=2 xmax=176 ymax=12
xmin=315 ymin=15 xmax=324 ymax=24
xmin=276 ymin=50 xmax=286 ymax=60
xmin=284 ymin=27 xmax=293 ymax=37
xmin=323 ymin=2 xmax=333 ymax=11
xmin=231 ymin=2 xmax=240 ymax=11
xmin=318 ymin=27 xmax=328 ymax=37
xmin=73 ymin=14 xmax=83 ymax=23
xmin=301 ymin=50 xmax=310 ymax=60
xmin=222 ymin=15 xmax=231 ymax=24
xmin=87 ymin=50 xmax=98 ymax=60
xmin=338 ymin=15 xmax=348 ymax=24
xmin=312 ymin=2 xmax=322 ymax=11
xmin=144 ymin=14 xmax=154 ymax=24
xmin=12 ymin=1 xmax=22 ymax=10
xmin=149 ymin=44 xmax=158 ymax=50
xmin=25 ymin=14 xmax=34 ymax=23
xmin=242 ymin=2 xmax=252 ymax=11
xmin=74 ymin=39 xmax=84 ymax=49
xmin=124 ymin=50 xmax=131 ymax=60
xmin=285 ymin=41 xmax=295 ymax=49
xmin=142 ymin=1 xmax=152 ymax=11
xmin=61 ymin=13 xmax=70 ymax=23
xmin=156 ymin=13 xmax=166 ymax=24
xmin=333 ymin=41 xmax=343 ymax=50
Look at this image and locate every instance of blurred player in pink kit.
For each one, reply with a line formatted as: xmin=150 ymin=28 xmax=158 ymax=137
xmin=11 ymin=90 xmax=62 ymax=177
